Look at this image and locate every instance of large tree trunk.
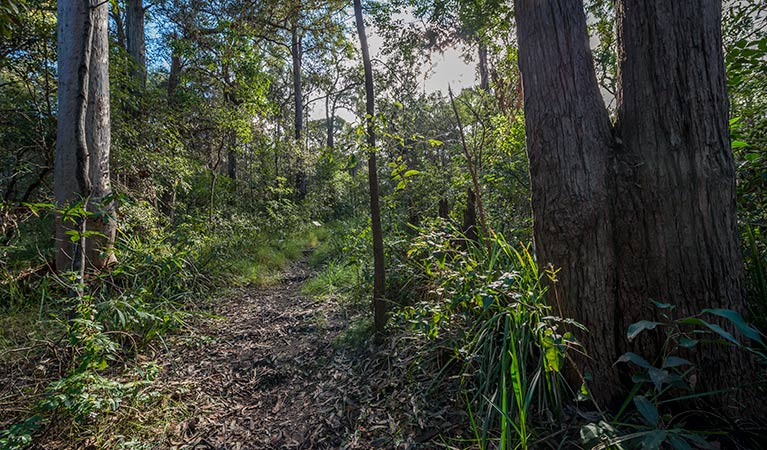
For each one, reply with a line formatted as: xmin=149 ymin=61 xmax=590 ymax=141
xmin=514 ymin=0 xmax=631 ymax=401
xmin=515 ymin=0 xmax=759 ymax=414
xmin=55 ymin=0 xmax=115 ymax=272
xmin=613 ymin=0 xmax=756 ymax=413
xmin=354 ymin=0 xmax=387 ymax=338
xmin=125 ymin=0 xmax=146 ymax=86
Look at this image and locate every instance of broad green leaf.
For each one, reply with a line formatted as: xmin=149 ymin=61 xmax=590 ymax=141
xmin=702 ymin=308 xmax=764 ymax=345
xmin=640 ymin=430 xmax=667 ymax=449
xmin=677 ymin=317 xmax=740 ymax=346
xmin=678 ymin=337 xmax=699 ymax=348
xmin=627 ymin=320 xmax=662 ymax=341
xmin=634 ymin=395 xmax=659 ymax=425
xmin=668 ymin=434 xmax=692 ymax=450
xmin=681 ymin=433 xmax=715 ymax=449
xmin=648 ymin=367 xmax=670 ymax=392
xmin=616 ymin=352 xmax=652 ymax=369
xmin=662 ymin=356 xmax=692 ymax=368
xmin=651 ymin=300 xmax=675 ymax=310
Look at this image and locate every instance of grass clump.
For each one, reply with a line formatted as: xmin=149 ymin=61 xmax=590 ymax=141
xmin=383 ymin=220 xmax=576 ymax=449
xmin=301 ymin=260 xmax=357 ymax=301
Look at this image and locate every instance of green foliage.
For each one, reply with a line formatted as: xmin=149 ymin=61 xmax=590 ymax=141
xmin=387 ymin=221 xmax=578 ymax=449
xmin=0 ymin=199 xmax=315 ymax=445
xmin=583 ymin=303 xmax=767 ymax=449
xmin=301 ymin=260 xmax=357 ymax=301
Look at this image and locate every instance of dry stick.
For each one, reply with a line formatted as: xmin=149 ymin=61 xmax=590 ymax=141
xmin=448 ymin=86 xmax=490 ymax=245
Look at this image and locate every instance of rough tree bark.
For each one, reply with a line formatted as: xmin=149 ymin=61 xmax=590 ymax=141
xmin=515 ymin=0 xmax=761 ymax=413
xmin=612 ymin=0 xmax=757 ymax=414
xmin=55 ymin=0 xmax=115 ymax=272
xmin=354 ymin=0 xmax=387 ymax=338
xmin=125 ymin=0 xmax=146 ymax=86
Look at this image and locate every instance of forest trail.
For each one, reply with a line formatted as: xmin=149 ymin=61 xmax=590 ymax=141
xmin=144 ymin=258 xmax=463 ymax=450
xmin=154 ymin=260 xmax=357 ymax=449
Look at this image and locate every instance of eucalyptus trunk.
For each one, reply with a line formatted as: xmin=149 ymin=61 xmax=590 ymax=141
xmin=55 ymin=0 xmax=115 ymax=272
xmin=515 ymin=0 xmax=757 ymax=413
xmin=125 ymin=0 xmax=146 ymax=86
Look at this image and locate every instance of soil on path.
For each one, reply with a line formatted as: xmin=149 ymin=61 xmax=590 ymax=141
xmin=150 ymin=260 xmax=464 ymax=450
xmin=156 ymin=261 xmax=356 ymax=449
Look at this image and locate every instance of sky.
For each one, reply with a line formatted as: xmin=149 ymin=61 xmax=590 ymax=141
xmin=367 ymin=25 xmax=477 ymax=95
xmin=324 ymin=14 xmax=476 ymax=122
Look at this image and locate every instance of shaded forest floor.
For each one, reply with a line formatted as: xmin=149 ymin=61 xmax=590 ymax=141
xmin=137 ymin=259 xmax=465 ymax=449
xmin=24 ymin=258 xmax=466 ymax=449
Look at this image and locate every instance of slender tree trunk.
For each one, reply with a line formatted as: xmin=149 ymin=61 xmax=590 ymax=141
xmin=326 ymin=95 xmax=335 ymax=150
xmin=462 ymin=189 xmax=477 ymax=243
xmin=125 ymin=0 xmax=145 ymax=86
xmin=478 ymin=41 xmax=489 ymax=91
xmin=111 ymin=5 xmax=126 ymax=51
xmin=85 ymin=0 xmax=116 ymax=268
xmin=354 ymin=0 xmax=386 ymax=338
xmin=162 ymin=40 xmax=181 ymax=221
xmin=438 ymin=198 xmax=449 ymax=220
xmin=228 ymin=148 xmax=237 ymax=181
xmin=168 ymin=49 xmax=181 ymax=98
xmin=292 ymin=22 xmax=307 ymax=198
xmin=55 ymin=0 xmax=115 ymax=272
xmin=514 ymin=0 xmax=619 ymax=399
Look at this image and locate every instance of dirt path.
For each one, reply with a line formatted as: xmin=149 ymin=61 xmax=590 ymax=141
xmin=137 ymin=259 xmax=466 ymax=450
xmin=155 ymin=261 xmax=356 ymax=449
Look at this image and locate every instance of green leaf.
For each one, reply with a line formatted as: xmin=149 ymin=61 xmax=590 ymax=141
xmin=731 ymin=140 xmax=749 ymax=149
xmin=668 ymin=434 xmax=692 ymax=450
xmin=651 ymin=300 xmax=675 ymax=310
xmin=627 ymin=320 xmax=662 ymax=341
xmin=702 ymin=308 xmax=764 ymax=345
xmin=648 ymin=367 xmax=670 ymax=392
xmin=616 ymin=352 xmax=652 ymax=369
xmin=542 ymin=337 xmax=562 ymax=372
xmin=681 ymin=433 xmax=715 ymax=449
xmin=640 ymin=430 xmax=667 ymax=449
xmin=677 ymin=317 xmax=740 ymax=346
xmin=65 ymin=230 xmax=81 ymax=242
xmin=662 ymin=356 xmax=692 ymax=368
xmin=403 ymin=169 xmax=420 ymax=177
xmin=678 ymin=337 xmax=698 ymax=348
xmin=634 ymin=395 xmax=659 ymax=425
